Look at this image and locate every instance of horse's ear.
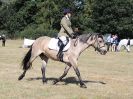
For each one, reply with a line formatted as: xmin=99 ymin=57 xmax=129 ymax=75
xmin=97 ymin=33 xmax=103 ymax=39
xmin=74 ymin=38 xmax=79 ymax=46
xmin=90 ymin=36 xmax=93 ymax=41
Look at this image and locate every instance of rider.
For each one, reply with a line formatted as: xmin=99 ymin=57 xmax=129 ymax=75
xmin=57 ymin=8 xmax=76 ymax=60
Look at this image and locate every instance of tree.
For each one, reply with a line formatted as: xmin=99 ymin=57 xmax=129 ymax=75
xmin=0 ymin=0 xmax=93 ymax=38
xmin=90 ymin=0 xmax=133 ymax=38
xmin=0 ymin=0 xmax=38 ymax=38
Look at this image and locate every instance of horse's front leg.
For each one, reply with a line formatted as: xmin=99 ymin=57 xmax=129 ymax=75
xmin=53 ymin=65 xmax=71 ymax=85
xmin=73 ymin=66 xmax=87 ymax=88
xmin=69 ymin=57 xmax=87 ymax=88
xmin=18 ymin=70 xmax=27 ymax=80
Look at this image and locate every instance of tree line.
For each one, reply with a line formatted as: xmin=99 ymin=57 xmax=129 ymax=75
xmin=0 ymin=0 xmax=133 ymax=39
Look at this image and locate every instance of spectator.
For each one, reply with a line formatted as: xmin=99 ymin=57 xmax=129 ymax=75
xmin=111 ymin=35 xmax=116 ymax=52
xmin=110 ymin=34 xmax=114 ymax=51
xmin=126 ymin=37 xmax=130 ymax=52
xmin=1 ymin=34 xmax=6 ymax=47
xmin=106 ymin=34 xmax=112 ymax=51
xmin=114 ymin=34 xmax=119 ymax=51
xmin=111 ymin=34 xmax=118 ymax=52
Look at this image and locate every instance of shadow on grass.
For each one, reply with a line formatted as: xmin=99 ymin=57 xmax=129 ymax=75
xmin=27 ymin=77 xmax=106 ymax=85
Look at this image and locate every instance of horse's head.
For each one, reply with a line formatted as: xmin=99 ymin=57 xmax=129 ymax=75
xmin=86 ymin=33 xmax=107 ymax=55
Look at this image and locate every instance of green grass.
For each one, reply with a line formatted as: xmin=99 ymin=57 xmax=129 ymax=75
xmin=0 ymin=40 xmax=133 ymax=99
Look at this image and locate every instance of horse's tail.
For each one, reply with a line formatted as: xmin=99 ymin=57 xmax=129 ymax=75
xmin=21 ymin=47 xmax=32 ymax=70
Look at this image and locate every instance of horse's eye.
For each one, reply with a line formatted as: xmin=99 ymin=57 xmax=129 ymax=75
xmin=99 ymin=41 xmax=102 ymax=43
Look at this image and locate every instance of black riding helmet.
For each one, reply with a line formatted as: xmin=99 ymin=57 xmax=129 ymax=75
xmin=63 ymin=8 xmax=72 ymax=15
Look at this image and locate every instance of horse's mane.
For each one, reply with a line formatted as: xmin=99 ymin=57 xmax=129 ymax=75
xmin=78 ymin=33 xmax=98 ymax=43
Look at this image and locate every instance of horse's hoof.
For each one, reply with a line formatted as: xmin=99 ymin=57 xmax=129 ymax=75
xmin=80 ymin=84 xmax=87 ymax=88
xmin=52 ymin=80 xmax=58 ymax=85
xmin=18 ymin=75 xmax=24 ymax=80
xmin=42 ymin=79 xmax=47 ymax=84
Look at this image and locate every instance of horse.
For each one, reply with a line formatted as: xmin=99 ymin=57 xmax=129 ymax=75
xmin=18 ymin=33 xmax=107 ymax=88
xmin=117 ymin=39 xmax=133 ymax=52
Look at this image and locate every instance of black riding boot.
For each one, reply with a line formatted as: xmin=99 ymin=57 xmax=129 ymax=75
xmin=57 ymin=41 xmax=65 ymax=62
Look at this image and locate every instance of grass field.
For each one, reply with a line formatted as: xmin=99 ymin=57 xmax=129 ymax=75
xmin=0 ymin=40 xmax=133 ymax=99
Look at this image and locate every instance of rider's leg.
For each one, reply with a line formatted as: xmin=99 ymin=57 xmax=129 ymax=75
xmin=57 ymin=41 xmax=65 ymax=60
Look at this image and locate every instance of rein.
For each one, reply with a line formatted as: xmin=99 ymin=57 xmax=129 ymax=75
xmin=74 ymin=38 xmax=79 ymax=46
xmin=74 ymin=34 xmax=93 ymax=47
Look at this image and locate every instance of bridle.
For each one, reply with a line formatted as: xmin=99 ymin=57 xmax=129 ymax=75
xmin=73 ymin=34 xmax=105 ymax=52
xmin=94 ymin=34 xmax=105 ymax=52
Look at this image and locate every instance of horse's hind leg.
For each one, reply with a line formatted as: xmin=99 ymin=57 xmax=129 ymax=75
xmin=18 ymin=55 xmax=37 ymax=80
xmin=53 ymin=64 xmax=71 ymax=85
xmin=40 ymin=54 xmax=48 ymax=83
xmin=18 ymin=48 xmax=41 ymax=80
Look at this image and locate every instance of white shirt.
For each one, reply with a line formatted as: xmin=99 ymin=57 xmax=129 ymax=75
xmin=107 ymin=35 xmax=111 ymax=42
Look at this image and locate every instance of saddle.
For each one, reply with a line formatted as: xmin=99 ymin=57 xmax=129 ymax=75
xmin=48 ymin=36 xmax=70 ymax=52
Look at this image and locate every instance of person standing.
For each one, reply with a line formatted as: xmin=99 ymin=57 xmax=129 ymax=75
xmin=111 ymin=34 xmax=117 ymax=52
xmin=1 ymin=34 xmax=6 ymax=47
xmin=106 ymin=34 xmax=112 ymax=51
xmin=126 ymin=37 xmax=130 ymax=52
xmin=114 ymin=34 xmax=119 ymax=52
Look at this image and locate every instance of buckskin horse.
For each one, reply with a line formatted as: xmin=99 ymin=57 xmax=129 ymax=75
xmin=18 ymin=33 xmax=107 ymax=88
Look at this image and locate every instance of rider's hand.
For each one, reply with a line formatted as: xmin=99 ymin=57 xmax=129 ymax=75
xmin=71 ymin=33 xmax=77 ymax=39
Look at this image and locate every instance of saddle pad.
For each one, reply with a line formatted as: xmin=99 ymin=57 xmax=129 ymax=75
xmin=48 ymin=36 xmax=71 ymax=51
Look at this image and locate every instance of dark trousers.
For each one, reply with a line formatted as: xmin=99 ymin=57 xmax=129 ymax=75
xmin=106 ymin=42 xmax=111 ymax=51
xmin=2 ymin=40 xmax=5 ymax=47
xmin=57 ymin=39 xmax=65 ymax=61
xmin=57 ymin=37 xmax=69 ymax=61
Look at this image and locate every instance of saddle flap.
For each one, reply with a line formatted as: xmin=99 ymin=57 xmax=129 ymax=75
xmin=48 ymin=36 xmax=70 ymax=51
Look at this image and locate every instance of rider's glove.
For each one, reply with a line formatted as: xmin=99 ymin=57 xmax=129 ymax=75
xmin=71 ymin=33 xmax=77 ymax=39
